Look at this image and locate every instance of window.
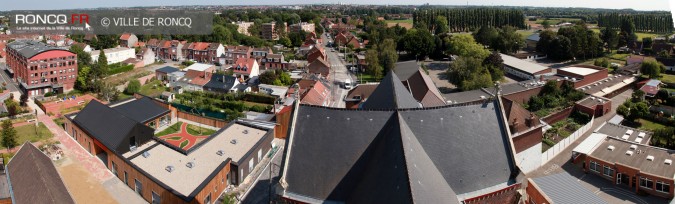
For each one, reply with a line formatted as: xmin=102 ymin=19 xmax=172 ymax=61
xmin=135 ymin=179 xmax=143 ymax=195
xmin=111 ymin=161 xmax=118 ymax=177
xmin=656 ymin=181 xmax=671 ymax=193
xmin=590 ymin=161 xmax=600 ymax=172
xmin=130 ymin=136 xmax=137 ymax=148
xmin=151 ymin=191 xmax=161 ymax=204
xmin=249 ymin=159 xmax=254 ymax=173
xmin=258 ymin=149 xmax=262 ymax=162
xmin=203 ymin=193 xmax=211 ymax=204
xmin=640 ymin=177 xmax=653 ymax=189
xmin=603 ymin=166 xmax=614 ymax=177
xmin=124 ymin=172 xmax=128 ymax=185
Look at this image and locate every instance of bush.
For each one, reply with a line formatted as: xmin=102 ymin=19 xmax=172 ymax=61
xmin=107 ymin=64 xmax=135 ymax=75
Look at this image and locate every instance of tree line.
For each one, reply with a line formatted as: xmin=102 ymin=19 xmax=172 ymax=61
xmin=598 ymin=13 xmax=673 ymax=33
xmin=537 ymin=22 xmax=603 ymax=61
xmin=413 ymin=8 xmax=526 ymax=33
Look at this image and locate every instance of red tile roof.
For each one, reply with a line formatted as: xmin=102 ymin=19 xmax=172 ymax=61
xmin=185 ymin=70 xmax=212 ymax=86
xmin=233 ymin=58 xmax=257 ymax=75
xmin=297 ymin=79 xmax=329 ymax=106
xmin=119 ymin=33 xmax=132 ymax=40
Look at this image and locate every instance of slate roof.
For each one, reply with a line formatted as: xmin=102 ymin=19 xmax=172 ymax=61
xmin=392 ymin=60 xmax=421 ymax=81
xmin=281 ymin=100 xmax=518 ymax=203
xmin=443 ymin=88 xmax=495 ymax=104
xmin=7 ymin=40 xmax=70 ymax=58
xmin=72 ymin=100 xmax=155 ymax=154
xmin=530 ymin=172 xmax=608 ymax=204
xmin=526 ymin=33 xmax=540 ymax=42
xmin=360 ymin=71 xmax=420 ymax=109
xmin=7 ymin=143 xmax=75 ymax=204
xmin=203 ymin=74 xmax=237 ymax=92
xmin=156 ymin=66 xmax=180 ymax=74
xmin=112 ymin=97 xmax=170 ymax=123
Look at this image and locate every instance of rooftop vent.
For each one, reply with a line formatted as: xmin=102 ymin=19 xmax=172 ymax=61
xmin=166 ymin=165 xmax=175 ymax=172
xmin=630 ymin=144 xmax=637 ymax=150
xmin=230 ymin=139 xmax=237 ymax=144
xmin=243 ymin=130 xmax=248 ymax=134
xmin=186 ymin=162 xmax=195 ymax=168
xmin=216 ymin=150 xmax=224 ymax=156
xmin=666 ymin=159 xmax=673 ymax=165
xmin=626 ymin=150 xmax=634 ymax=156
xmin=130 ymin=146 xmax=137 ymax=152
xmin=142 ymin=151 xmax=151 ymax=158
xmin=647 ymin=155 xmax=654 ymax=161
xmin=607 ymin=145 xmax=615 ymax=151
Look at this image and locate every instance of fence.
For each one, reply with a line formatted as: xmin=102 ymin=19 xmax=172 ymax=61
xmin=541 ymin=116 xmax=595 ymax=164
xmin=177 ymin=111 xmax=227 ymax=128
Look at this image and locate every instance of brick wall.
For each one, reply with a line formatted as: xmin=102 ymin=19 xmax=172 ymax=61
xmin=585 ymin=156 xmax=674 ymax=199
xmin=512 ymin=127 xmax=543 ymax=153
xmin=177 ymin=111 xmax=227 ymax=128
xmin=525 ymin=178 xmax=552 ymax=204
xmin=541 ymin=107 xmax=573 ymax=125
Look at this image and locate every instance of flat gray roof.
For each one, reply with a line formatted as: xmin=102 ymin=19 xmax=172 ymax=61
xmin=596 ymin=123 xmax=651 ymax=145
xmin=500 ymin=54 xmax=549 ymax=75
xmin=589 ymin=137 xmax=675 ymax=179
xmin=129 ymin=123 xmax=269 ymax=196
xmin=579 ymin=74 xmax=635 ymax=96
xmin=531 ymin=172 xmax=608 ymax=204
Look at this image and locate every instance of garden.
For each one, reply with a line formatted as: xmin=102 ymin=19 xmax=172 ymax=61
xmin=525 ymin=81 xmax=586 ymax=117
xmin=542 ymin=111 xmax=591 ymax=152
xmin=172 ymin=91 xmax=274 ymax=121
xmin=155 ymin=121 xmax=217 ymax=150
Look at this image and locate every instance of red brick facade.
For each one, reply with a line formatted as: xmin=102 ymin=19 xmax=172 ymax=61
xmin=512 ymin=127 xmax=543 ymax=153
xmin=6 ymin=44 xmax=77 ymax=96
xmin=584 ymin=156 xmax=674 ymax=199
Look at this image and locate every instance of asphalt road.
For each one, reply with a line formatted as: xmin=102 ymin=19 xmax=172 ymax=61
xmin=0 ymin=62 xmax=20 ymax=92
xmin=321 ymin=33 xmax=351 ymax=108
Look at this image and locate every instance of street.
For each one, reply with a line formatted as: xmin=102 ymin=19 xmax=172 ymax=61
xmin=321 ymin=33 xmax=351 ymax=108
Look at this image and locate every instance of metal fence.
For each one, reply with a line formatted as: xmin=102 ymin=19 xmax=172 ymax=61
xmin=541 ymin=116 xmax=595 ymax=164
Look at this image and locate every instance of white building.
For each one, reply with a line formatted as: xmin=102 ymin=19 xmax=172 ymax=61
xmin=233 ymin=21 xmax=254 ymax=36
xmin=91 ymin=47 xmax=136 ymax=65
xmin=290 ymin=22 xmax=315 ymax=33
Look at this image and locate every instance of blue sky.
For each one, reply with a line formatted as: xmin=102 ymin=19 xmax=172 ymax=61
xmin=1 ymin=0 xmax=670 ymax=11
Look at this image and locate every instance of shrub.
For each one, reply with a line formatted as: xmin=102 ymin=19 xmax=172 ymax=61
xmin=125 ymin=79 xmax=141 ymax=95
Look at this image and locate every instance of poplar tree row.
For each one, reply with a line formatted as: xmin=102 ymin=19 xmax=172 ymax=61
xmin=413 ymin=8 xmax=526 ymax=33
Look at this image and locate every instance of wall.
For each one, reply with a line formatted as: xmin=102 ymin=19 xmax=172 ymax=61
xmin=541 ymin=107 xmax=573 ymax=125
xmin=462 ymin=183 xmax=521 ymax=204
xmin=177 ymin=111 xmax=227 ymax=128
xmin=233 ymin=132 xmax=274 ymax=185
xmin=516 ymin=143 xmax=543 ymax=174
xmin=503 ymin=86 xmax=543 ymax=104
xmin=585 ymin=157 xmax=675 ymax=199
xmin=541 ymin=117 xmax=594 ymax=164
xmin=274 ymin=106 xmax=293 ymax=139
xmin=512 ymin=127 xmax=543 ymax=153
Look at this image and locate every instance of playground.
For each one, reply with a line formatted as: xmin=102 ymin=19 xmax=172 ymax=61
xmin=156 ymin=121 xmax=217 ymax=150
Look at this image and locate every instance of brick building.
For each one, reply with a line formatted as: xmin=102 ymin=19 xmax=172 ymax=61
xmin=262 ymin=22 xmax=278 ymax=40
xmin=289 ymin=22 xmax=315 ymax=33
xmin=556 ymin=65 xmax=609 ymax=88
xmin=6 ymin=40 xmax=77 ymax=96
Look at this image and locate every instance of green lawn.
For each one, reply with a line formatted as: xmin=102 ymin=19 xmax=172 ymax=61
xmin=155 ymin=122 xmax=183 ymax=137
xmin=637 ymin=119 xmax=667 ymax=131
xmin=138 ymin=80 xmax=167 ymax=97
xmin=535 ymin=18 xmax=582 ymax=25
xmin=357 ymin=73 xmax=379 ymax=83
xmin=3 ymin=123 xmax=54 ymax=149
xmin=186 ymin=124 xmax=216 ymax=136
xmin=165 ymin=136 xmax=182 ymax=141
xmin=590 ymin=28 xmax=661 ymax=40
xmin=384 ymin=19 xmax=413 ymax=24
xmin=179 ymin=140 xmax=189 ymax=149
xmin=660 ymin=74 xmax=675 ymax=84
xmin=516 ymin=30 xmax=534 ymax=41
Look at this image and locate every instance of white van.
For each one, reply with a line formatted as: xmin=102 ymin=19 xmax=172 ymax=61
xmin=344 ymin=79 xmax=352 ymax=89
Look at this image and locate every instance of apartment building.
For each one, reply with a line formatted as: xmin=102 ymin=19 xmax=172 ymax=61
xmin=5 ymin=40 xmax=77 ymax=96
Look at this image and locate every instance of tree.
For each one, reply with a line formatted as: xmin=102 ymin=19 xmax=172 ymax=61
xmin=536 ymin=30 xmax=556 ymax=54
xmin=365 ymin=48 xmax=383 ymax=79
xmin=1 ymin=120 xmax=17 ymax=152
xmin=93 ymin=49 xmax=109 ymax=79
xmin=447 ymin=56 xmax=492 ymax=91
xmin=548 ymin=36 xmax=573 ymax=61
xmin=493 ymin=26 xmax=524 ymax=54
xmin=19 ymin=94 xmax=28 ymax=107
xmin=446 ymin=35 xmax=490 ymax=60
xmin=472 ymin=26 xmax=499 ymax=47
xmin=76 ymin=66 xmax=91 ymax=91
xmin=125 ymin=79 xmax=141 ymax=95
xmin=400 ymin=29 xmax=435 ymax=60
xmin=4 ymin=99 xmax=19 ymax=117
xmin=69 ymin=45 xmax=92 ymax=68
xmin=594 ymin=58 xmax=610 ymax=68
xmin=434 ymin=15 xmax=449 ymax=34
xmin=542 ymin=20 xmax=551 ymax=29
xmin=632 ymin=90 xmax=646 ymax=101
xmin=641 ymin=59 xmax=664 ymax=79
xmin=378 ymin=39 xmax=398 ymax=73
xmin=483 ymin=52 xmax=504 ymax=81
xmin=99 ymin=82 xmax=120 ymax=102
xmin=278 ymin=37 xmax=292 ymax=48
xmin=600 ymin=27 xmax=619 ymax=51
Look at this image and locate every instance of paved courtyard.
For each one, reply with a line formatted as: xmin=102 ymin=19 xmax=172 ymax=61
xmin=157 ymin=122 xmax=211 ymax=150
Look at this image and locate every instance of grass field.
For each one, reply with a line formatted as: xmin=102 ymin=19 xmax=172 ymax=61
xmin=186 ymin=124 xmax=216 ymax=136
xmin=660 ymin=73 xmax=675 ymax=84
xmin=179 ymin=140 xmax=189 ymax=149
xmin=155 ymin=122 xmax=182 ymax=137
xmin=357 ymin=73 xmax=379 ymax=83
xmin=590 ymin=28 xmax=661 ymax=40
xmin=637 ymin=119 xmax=667 ymax=131
xmin=516 ymin=30 xmax=534 ymax=41
xmin=384 ymin=19 xmax=413 ymax=24
xmin=1 ymin=123 xmax=55 ymax=149
xmin=138 ymin=80 xmax=166 ymax=98
xmin=535 ymin=18 xmax=582 ymax=25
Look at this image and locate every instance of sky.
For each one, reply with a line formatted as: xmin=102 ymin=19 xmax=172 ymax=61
xmin=0 ymin=0 xmax=671 ymax=11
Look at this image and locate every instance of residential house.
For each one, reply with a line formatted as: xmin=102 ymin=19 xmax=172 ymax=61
xmin=264 ymin=54 xmax=286 ymax=70
xmin=233 ymin=21 xmax=254 ymax=36
xmin=221 ymin=46 xmax=252 ymax=65
xmin=251 ymin=47 xmax=273 ymax=61
xmin=657 ymin=57 xmax=675 ymax=71
xmin=183 ymin=42 xmax=224 ymax=64
xmin=232 ymin=58 xmax=260 ymax=79
xmin=71 ymin=42 xmax=92 ymax=53
xmin=258 ymin=84 xmax=289 ymax=98
xmin=172 ymin=63 xmax=215 ymax=92
xmin=155 ymin=66 xmax=180 ymax=82
xmin=291 ymin=79 xmax=330 ymax=106
xmin=289 ymin=22 xmax=315 ymax=33
xmin=638 ymin=79 xmax=662 ymax=98
xmin=136 ymin=47 xmax=156 ymax=66
xmin=119 ymin=33 xmax=138 ymax=48
xmin=146 ymin=39 xmax=161 ymax=55
xmin=7 ymin=142 xmax=75 ymax=204
xmin=307 ymin=58 xmax=330 ymax=78
xmin=525 ymin=33 xmax=540 ymax=50
xmin=344 ymin=83 xmax=378 ymax=109
xmin=306 ymin=45 xmax=327 ymax=63
xmin=157 ymin=40 xmax=185 ymax=61
xmin=91 ymin=47 xmax=136 ymax=65
xmin=203 ymin=74 xmax=241 ymax=93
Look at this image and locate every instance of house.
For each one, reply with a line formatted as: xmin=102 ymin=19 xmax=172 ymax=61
xmin=306 ymin=45 xmax=327 ymax=63
xmin=160 ymin=92 xmax=175 ymax=102
xmin=232 ymin=58 xmax=260 ymax=79
xmin=500 ymin=54 xmax=553 ymax=80
xmin=7 ymin=142 xmax=75 ymax=204
xmin=183 ymin=42 xmax=224 ymax=64
xmin=174 ymin=63 xmax=215 ymax=92
xmin=203 ymin=74 xmax=240 ymax=93
xmin=306 ymin=58 xmax=330 ymax=78
xmin=122 ymin=58 xmax=144 ymax=68
xmin=574 ymin=96 xmax=612 ymax=117
xmin=344 ymin=83 xmax=378 ymax=109
xmin=291 ymin=79 xmax=330 ymax=106
xmin=221 ymin=46 xmax=252 ymax=65
xmin=264 ymin=54 xmax=286 ymax=70
xmin=262 ymin=22 xmax=279 ymax=40
xmin=279 ymin=71 xmax=523 ymax=203
xmin=6 ymin=40 xmax=78 ymax=96
xmin=155 ymin=66 xmax=180 ymax=82
xmin=657 ymin=57 xmax=675 ymax=71
xmin=157 ymin=40 xmax=185 ymax=61
xmin=638 ymin=79 xmax=662 ymax=98
xmin=119 ymin=33 xmax=138 ymax=48
xmin=146 ymin=39 xmax=161 ymax=54
xmin=527 ymin=172 xmax=608 ymax=204
xmin=63 ymin=97 xmax=274 ymax=204
xmin=91 ymin=47 xmax=136 ymax=65
xmin=525 ymin=33 xmax=540 ymax=50
xmin=652 ymin=43 xmax=674 ymax=56
xmin=136 ymin=47 xmax=155 ymax=66
xmin=70 ymin=42 xmax=92 ymax=53
xmin=251 ymin=47 xmax=273 ymax=60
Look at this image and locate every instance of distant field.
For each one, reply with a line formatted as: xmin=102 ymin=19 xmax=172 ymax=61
xmin=385 ymin=19 xmax=413 ymax=29
xmin=385 ymin=19 xmax=413 ymax=24
xmin=516 ymin=30 xmax=535 ymax=40
xmin=590 ymin=28 xmax=661 ymax=40
xmin=535 ymin=18 xmax=582 ymax=25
